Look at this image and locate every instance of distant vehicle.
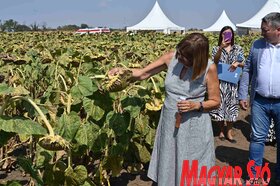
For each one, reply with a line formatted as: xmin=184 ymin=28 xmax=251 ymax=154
xmin=75 ymin=27 xmax=110 ymax=34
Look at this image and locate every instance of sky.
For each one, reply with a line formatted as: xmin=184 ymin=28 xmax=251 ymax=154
xmin=0 ymin=0 xmax=268 ymax=29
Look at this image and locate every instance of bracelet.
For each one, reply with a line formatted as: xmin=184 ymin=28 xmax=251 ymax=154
xmin=198 ymin=102 xmax=204 ymax=112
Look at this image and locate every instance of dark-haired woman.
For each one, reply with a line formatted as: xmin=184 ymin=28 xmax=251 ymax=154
xmin=109 ymin=33 xmax=220 ymax=185
xmin=210 ymin=26 xmax=245 ymax=143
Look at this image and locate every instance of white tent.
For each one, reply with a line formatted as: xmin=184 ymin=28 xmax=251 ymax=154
xmin=236 ymin=0 xmax=280 ymax=28
xmin=203 ymin=10 xmax=236 ymax=32
xmin=126 ymin=1 xmax=185 ymax=34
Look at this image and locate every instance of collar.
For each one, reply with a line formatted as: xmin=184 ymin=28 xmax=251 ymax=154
xmin=266 ymin=41 xmax=280 ymax=48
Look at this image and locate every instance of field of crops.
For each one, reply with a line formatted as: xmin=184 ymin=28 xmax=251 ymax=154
xmin=0 ymin=31 xmax=260 ymax=186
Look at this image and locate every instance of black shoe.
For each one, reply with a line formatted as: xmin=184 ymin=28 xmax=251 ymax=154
xmin=227 ymin=138 xmax=237 ymax=144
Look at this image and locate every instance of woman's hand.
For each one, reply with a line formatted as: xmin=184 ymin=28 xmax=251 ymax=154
xmin=219 ymin=41 xmax=226 ymax=49
xmin=108 ymin=67 xmax=123 ymax=76
xmin=108 ymin=67 xmax=143 ymax=82
xmin=239 ymin=100 xmax=248 ymax=110
xmin=177 ymin=100 xmax=200 ymax=112
xmin=228 ymin=62 xmax=239 ymax=72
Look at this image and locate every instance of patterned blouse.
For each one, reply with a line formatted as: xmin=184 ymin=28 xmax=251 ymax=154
xmin=212 ymin=45 xmax=245 ymax=65
xmin=209 ymin=44 xmax=245 ymax=122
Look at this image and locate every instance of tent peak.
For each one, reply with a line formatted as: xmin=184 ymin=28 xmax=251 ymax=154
xmin=236 ymin=0 xmax=280 ymax=28
xmin=203 ymin=10 xmax=236 ymax=32
xmin=126 ymin=0 xmax=185 ymax=34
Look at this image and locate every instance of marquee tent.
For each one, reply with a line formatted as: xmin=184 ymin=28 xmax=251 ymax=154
xmin=236 ymin=0 xmax=280 ymax=28
xmin=126 ymin=1 xmax=185 ymax=34
xmin=203 ymin=10 xmax=236 ymax=32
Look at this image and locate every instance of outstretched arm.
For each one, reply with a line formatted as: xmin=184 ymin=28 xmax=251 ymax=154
xmin=108 ymin=51 xmax=174 ymax=81
xmin=131 ymin=51 xmax=174 ymax=81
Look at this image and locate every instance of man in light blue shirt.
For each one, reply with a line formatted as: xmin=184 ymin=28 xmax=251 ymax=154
xmin=239 ymin=12 xmax=280 ymax=184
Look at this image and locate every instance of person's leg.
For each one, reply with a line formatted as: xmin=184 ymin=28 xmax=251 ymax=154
xmin=226 ymin=121 xmax=236 ymax=143
xmin=249 ymin=97 xmax=270 ymax=177
xmin=218 ymin=121 xmax=225 ymax=140
xmin=272 ymin=100 xmax=280 ymax=180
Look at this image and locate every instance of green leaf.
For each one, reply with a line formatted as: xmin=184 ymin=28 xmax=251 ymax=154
xmin=43 ymin=161 xmax=67 ymax=185
xmin=77 ymin=76 xmax=95 ymax=97
xmin=35 ymin=144 xmax=54 ymax=168
xmin=80 ymin=179 xmax=96 ymax=186
xmin=18 ymin=134 xmax=30 ymax=143
xmin=104 ymin=155 xmax=123 ymax=177
xmin=91 ymin=131 xmax=108 ymax=153
xmin=134 ymin=142 xmax=151 ymax=163
xmin=0 ymin=116 xmax=47 ymax=135
xmin=0 ymin=83 xmax=14 ymax=95
xmin=109 ymin=142 xmax=126 ymax=156
xmin=135 ymin=114 xmax=150 ymax=136
xmin=83 ymin=97 xmax=105 ymax=121
xmin=5 ymin=181 xmax=22 ymax=186
xmin=0 ymin=130 xmax=15 ymax=147
xmin=108 ymin=112 xmax=130 ymax=136
xmin=17 ymin=157 xmax=44 ymax=185
xmin=145 ymin=127 xmax=156 ymax=146
xmin=92 ymin=91 xmax=114 ymax=113
xmin=121 ymin=96 xmax=143 ymax=118
xmin=70 ymin=86 xmax=83 ymax=104
xmin=70 ymin=76 xmax=97 ymax=104
xmin=58 ymin=112 xmax=81 ymax=141
xmin=12 ymin=85 xmax=30 ymax=96
xmin=65 ymin=165 xmax=88 ymax=186
xmin=75 ymin=122 xmax=100 ymax=149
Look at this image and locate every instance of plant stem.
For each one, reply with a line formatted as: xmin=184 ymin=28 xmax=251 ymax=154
xmin=0 ymin=96 xmax=11 ymax=116
xmin=66 ymin=94 xmax=72 ymax=114
xmin=54 ymin=58 xmax=59 ymax=89
xmin=150 ymin=77 xmax=158 ymax=93
xmin=67 ymin=149 xmax=72 ymax=168
xmin=16 ymin=68 xmax=25 ymax=80
xmin=58 ymin=74 xmax=68 ymax=92
xmin=125 ymin=84 xmax=146 ymax=94
xmin=75 ymin=56 xmax=84 ymax=86
xmin=90 ymin=75 xmax=106 ymax=79
xmin=11 ymin=96 xmax=54 ymax=136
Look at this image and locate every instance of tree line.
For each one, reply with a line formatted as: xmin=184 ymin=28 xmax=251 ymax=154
xmin=0 ymin=19 xmax=90 ymax=32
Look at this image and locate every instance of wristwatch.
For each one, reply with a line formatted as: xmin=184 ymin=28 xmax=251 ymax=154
xmin=198 ymin=102 xmax=204 ymax=112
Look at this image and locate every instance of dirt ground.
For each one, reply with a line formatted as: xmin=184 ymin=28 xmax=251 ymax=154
xmin=0 ymin=109 xmax=277 ymax=186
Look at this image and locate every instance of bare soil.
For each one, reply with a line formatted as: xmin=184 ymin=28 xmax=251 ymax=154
xmin=0 ymin=109 xmax=277 ymax=186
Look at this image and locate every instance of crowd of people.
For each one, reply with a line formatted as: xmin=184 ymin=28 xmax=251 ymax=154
xmin=108 ymin=12 xmax=280 ymax=186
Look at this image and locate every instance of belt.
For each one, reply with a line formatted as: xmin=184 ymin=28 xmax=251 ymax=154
xmin=255 ymin=92 xmax=280 ymax=101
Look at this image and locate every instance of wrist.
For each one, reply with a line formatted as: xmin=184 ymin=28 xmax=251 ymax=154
xmin=233 ymin=61 xmax=239 ymax=67
xmin=198 ymin=102 xmax=204 ymax=112
xmin=219 ymin=45 xmax=224 ymax=50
